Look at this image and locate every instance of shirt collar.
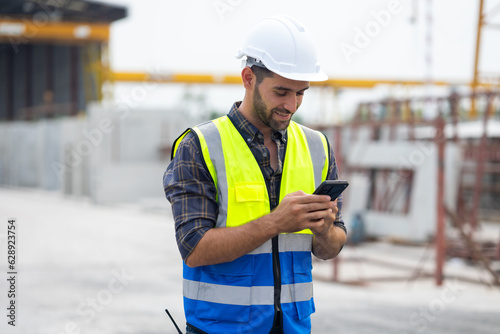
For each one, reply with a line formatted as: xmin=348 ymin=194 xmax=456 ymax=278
xmin=227 ymin=102 xmax=287 ymax=144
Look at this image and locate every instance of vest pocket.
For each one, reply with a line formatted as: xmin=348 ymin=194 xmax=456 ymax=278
xmin=196 ymin=256 xmax=254 ymax=322
xmin=234 ymin=182 xmax=266 ymax=202
xmin=228 ymin=182 xmax=268 ymax=227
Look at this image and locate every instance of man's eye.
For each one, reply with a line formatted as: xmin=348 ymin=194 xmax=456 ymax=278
xmin=275 ymin=91 xmax=286 ymax=97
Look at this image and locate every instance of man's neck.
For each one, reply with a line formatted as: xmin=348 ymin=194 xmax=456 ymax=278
xmin=238 ymin=100 xmax=274 ymax=140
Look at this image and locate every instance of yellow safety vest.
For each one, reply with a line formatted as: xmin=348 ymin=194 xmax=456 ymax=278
xmin=173 ymin=115 xmax=330 ymax=334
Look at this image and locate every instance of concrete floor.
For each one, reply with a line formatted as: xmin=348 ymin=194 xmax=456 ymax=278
xmin=1 ymin=188 xmax=499 ymax=334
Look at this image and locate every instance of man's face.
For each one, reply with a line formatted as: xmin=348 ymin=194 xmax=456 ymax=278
xmin=251 ymin=73 xmax=309 ymax=132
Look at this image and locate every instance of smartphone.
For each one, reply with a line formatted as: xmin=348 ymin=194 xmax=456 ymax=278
xmin=313 ymin=180 xmax=349 ymax=201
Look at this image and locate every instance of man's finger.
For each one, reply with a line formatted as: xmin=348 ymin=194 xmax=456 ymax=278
xmin=294 ymin=194 xmax=331 ymax=203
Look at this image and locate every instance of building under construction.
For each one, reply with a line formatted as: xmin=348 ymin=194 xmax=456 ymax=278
xmin=0 ymin=0 xmax=126 ymax=120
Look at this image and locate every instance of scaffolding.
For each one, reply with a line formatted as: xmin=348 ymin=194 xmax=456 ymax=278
xmin=313 ymin=90 xmax=500 ymax=287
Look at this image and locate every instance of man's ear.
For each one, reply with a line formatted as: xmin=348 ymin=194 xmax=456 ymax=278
xmin=241 ymin=67 xmax=255 ymax=90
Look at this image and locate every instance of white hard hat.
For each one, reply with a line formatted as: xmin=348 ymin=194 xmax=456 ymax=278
xmin=236 ymin=15 xmax=328 ymax=82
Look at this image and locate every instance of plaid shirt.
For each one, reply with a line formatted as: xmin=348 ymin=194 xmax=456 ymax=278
xmin=164 ymin=102 xmax=345 ymax=260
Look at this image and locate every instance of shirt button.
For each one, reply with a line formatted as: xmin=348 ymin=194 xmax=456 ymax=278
xmin=247 ymin=138 xmax=251 ymax=143
xmin=263 ymin=152 xmax=267 ymax=157
xmin=271 ymin=201 xmax=277 ymax=207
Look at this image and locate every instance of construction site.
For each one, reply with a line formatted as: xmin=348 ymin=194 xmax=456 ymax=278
xmin=0 ymin=0 xmax=499 ymax=333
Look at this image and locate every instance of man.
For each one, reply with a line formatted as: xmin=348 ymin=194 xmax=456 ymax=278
xmin=164 ymin=15 xmax=346 ymax=334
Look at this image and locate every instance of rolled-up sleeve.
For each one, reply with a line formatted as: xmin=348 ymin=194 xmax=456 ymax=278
xmin=163 ymin=132 xmax=218 ymax=260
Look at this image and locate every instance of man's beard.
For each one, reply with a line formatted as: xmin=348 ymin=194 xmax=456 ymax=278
xmin=252 ymin=85 xmax=292 ymax=132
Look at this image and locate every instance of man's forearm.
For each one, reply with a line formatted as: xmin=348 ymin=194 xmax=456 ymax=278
xmin=312 ymin=224 xmax=346 ymax=260
xmin=185 ymin=192 xmax=337 ymax=267
xmin=185 ymin=214 xmax=279 ymax=267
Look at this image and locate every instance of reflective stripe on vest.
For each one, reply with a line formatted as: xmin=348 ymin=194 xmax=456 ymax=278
xmin=249 ymin=233 xmax=312 ymax=254
xmin=184 ymin=279 xmax=313 ymax=305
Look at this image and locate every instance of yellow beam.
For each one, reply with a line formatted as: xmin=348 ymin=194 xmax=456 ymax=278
xmin=111 ymin=71 xmax=469 ymax=88
xmin=320 ymin=78 xmax=454 ymax=88
xmin=111 ymin=72 xmax=242 ymax=85
xmin=0 ymin=18 xmax=110 ymax=43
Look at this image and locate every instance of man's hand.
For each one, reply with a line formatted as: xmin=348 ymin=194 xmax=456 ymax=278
xmin=310 ymin=199 xmax=346 ymax=260
xmin=309 ymin=199 xmax=338 ymax=236
xmin=271 ymin=193 xmax=345 ymax=260
xmin=270 ymin=191 xmax=333 ymax=234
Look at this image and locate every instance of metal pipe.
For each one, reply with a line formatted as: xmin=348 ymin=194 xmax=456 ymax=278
xmin=471 ymin=0 xmax=485 ymax=118
xmin=435 ymin=113 xmax=446 ymax=286
xmin=332 ymin=125 xmax=343 ymax=282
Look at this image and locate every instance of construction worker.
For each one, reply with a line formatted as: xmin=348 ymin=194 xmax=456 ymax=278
xmin=164 ymin=15 xmax=346 ymax=334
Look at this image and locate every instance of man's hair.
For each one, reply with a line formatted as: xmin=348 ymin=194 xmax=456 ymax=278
xmin=250 ymin=65 xmax=274 ymax=85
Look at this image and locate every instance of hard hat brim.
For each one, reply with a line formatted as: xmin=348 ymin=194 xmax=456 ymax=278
xmin=237 ymin=54 xmax=329 ymax=82
xmin=273 ymin=70 xmax=329 ymax=82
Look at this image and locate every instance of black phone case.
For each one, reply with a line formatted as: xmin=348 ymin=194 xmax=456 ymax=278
xmin=313 ymin=181 xmax=349 ymax=201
